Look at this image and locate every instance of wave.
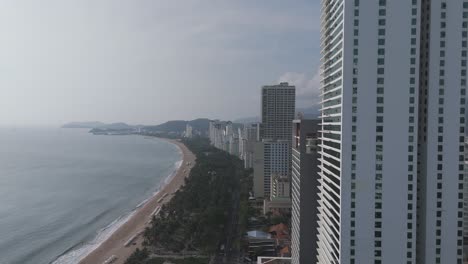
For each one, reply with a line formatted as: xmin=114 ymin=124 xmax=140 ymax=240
xmin=16 ymin=207 xmax=118 ymax=264
xmin=51 ymin=156 xmax=184 ymax=264
xmin=164 ymin=160 xmax=183 ymax=185
xmin=50 ymin=211 xmax=134 ymax=264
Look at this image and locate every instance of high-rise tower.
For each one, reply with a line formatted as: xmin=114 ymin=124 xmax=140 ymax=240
xmin=253 ymin=83 xmax=296 ymax=198
xmin=291 ymin=119 xmax=320 ymax=264
xmin=261 ymin=82 xmax=296 ymax=140
xmin=316 ymin=1 xmax=466 ymax=263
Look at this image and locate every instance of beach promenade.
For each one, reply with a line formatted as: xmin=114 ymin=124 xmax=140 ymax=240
xmin=79 ymin=139 xmax=196 ymax=264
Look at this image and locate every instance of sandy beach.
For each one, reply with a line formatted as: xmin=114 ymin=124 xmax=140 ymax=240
xmin=79 ymin=138 xmax=195 ymax=264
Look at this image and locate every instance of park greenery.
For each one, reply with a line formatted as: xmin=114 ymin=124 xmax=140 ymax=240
xmin=125 ymin=136 xmax=251 ymax=264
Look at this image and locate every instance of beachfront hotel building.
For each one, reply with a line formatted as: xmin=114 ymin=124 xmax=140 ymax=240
xmin=208 ymin=120 xmax=237 ymax=153
xmin=240 ymin=123 xmax=260 ymax=169
xmin=209 ymin=120 xmax=224 ymax=150
xmin=316 ymin=0 xmax=466 ymax=263
xmin=291 ymin=119 xmax=320 ymax=264
xmin=261 ymin=82 xmax=296 ymax=141
xmin=228 ymin=133 xmax=240 ymax=157
xmin=253 ymin=83 xmax=296 ymax=198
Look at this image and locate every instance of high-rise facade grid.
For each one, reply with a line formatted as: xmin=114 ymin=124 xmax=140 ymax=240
xmin=317 ymin=1 xmax=466 ymax=263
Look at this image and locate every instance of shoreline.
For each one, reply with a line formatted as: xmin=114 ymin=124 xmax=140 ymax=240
xmin=77 ymin=138 xmax=195 ymax=264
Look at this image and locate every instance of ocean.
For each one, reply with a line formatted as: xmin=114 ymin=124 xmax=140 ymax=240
xmin=0 ymin=128 xmax=182 ymax=264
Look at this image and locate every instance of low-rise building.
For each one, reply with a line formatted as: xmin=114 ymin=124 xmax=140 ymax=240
xmin=263 ymin=197 xmax=292 ymax=216
xmin=264 ymin=176 xmax=292 ymax=215
xmin=271 ymin=174 xmax=290 ymax=199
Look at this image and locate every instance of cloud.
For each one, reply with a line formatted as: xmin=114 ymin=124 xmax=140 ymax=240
xmin=278 ymin=69 xmax=321 ymax=107
xmin=0 ymin=0 xmax=320 ymax=126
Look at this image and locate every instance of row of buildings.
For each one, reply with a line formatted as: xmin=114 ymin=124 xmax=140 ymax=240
xmin=208 ymin=82 xmax=321 ymax=263
xmin=211 ymin=1 xmax=468 ymax=263
xmin=208 ymin=82 xmax=300 ymax=200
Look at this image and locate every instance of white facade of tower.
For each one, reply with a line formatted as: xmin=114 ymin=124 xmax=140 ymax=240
xmin=316 ymin=1 xmax=465 ymax=264
xmin=465 ymin=139 xmax=468 ymax=241
xmin=184 ymin=124 xmax=193 ymax=138
xmin=417 ymin=1 xmax=466 ymax=263
xmin=240 ymin=123 xmax=260 ymax=169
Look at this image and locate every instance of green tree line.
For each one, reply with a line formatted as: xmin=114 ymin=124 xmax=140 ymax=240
xmin=125 ymin=137 xmax=250 ymax=264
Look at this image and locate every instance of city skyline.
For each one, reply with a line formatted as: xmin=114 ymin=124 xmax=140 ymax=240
xmin=2 ymin=1 xmax=468 ymax=263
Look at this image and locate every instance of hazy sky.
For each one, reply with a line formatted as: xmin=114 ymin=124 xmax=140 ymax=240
xmin=0 ymin=0 xmax=320 ymax=126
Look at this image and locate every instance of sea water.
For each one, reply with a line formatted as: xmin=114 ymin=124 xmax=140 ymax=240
xmin=0 ymin=128 xmax=181 ymax=264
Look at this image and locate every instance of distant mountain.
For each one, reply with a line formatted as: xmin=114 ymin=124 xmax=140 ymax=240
xmin=189 ymin=118 xmax=212 ymax=133
xmin=99 ymin=122 xmax=134 ymax=130
xmin=89 ymin=122 xmax=138 ymax=135
xmin=62 ymin=121 xmax=106 ymax=129
xmin=144 ymin=120 xmax=187 ymax=133
xmin=234 ymin=105 xmax=321 ymax=124
xmin=233 ymin=116 xmax=260 ymax=124
xmin=143 ymin=118 xmax=211 ymax=135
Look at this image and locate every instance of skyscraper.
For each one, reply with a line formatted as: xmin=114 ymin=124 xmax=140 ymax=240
xmin=316 ymin=1 xmax=466 ymax=263
xmin=240 ymin=123 xmax=260 ymax=169
xmin=261 ymin=82 xmax=296 ymax=140
xmin=253 ymin=82 xmax=296 ymax=198
xmin=291 ymin=119 xmax=320 ymax=264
